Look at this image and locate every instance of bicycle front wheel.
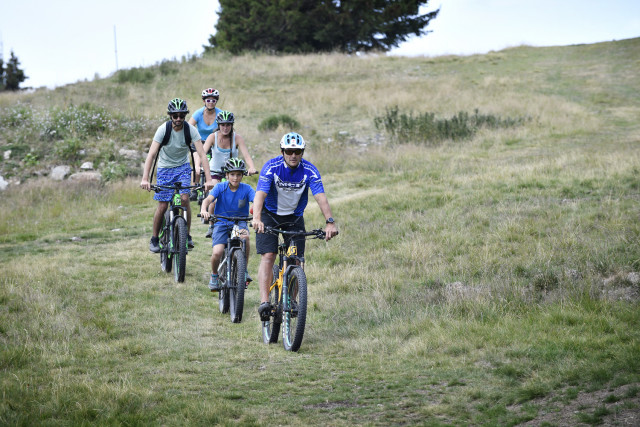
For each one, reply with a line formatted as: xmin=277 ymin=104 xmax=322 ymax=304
xmin=282 ymin=266 xmax=307 ymax=352
xmin=261 ymin=264 xmax=282 ymax=344
xmin=160 ymin=211 xmax=172 ymax=273
xmin=229 ymin=249 xmax=246 ymax=323
xmin=173 ymin=216 xmax=188 ymax=283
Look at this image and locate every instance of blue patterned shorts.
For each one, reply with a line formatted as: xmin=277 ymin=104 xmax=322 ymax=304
xmin=154 ymin=162 xmax=192 ymax=202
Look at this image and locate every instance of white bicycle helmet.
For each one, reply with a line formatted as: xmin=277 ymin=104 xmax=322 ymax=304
xmin=201 ymin=88 xmax=219 ymax=99
xmin=280 ymin=132 xmax=306 ymax=150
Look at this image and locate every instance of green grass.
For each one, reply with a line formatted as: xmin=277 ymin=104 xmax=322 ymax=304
xmin=1 ymin=38 xmax=640 ymax=425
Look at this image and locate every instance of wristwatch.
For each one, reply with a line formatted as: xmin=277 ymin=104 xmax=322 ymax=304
xmin=326 ymin=217 xmax=335 ymax=224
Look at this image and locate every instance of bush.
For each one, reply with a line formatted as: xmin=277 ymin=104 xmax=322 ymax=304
xmin=258 ymin=114 xmax=300 ymax=132
xmin=116 ymin=67 xmax=155 ymax=84
xmin=374 ymin=106 xmax=527 ymax=145
xmin=54 ymin=138 xmax=84 ymax=162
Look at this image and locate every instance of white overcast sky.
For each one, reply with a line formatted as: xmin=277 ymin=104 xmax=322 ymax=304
xmin=1 ymin=0 xmax=638 ymax=89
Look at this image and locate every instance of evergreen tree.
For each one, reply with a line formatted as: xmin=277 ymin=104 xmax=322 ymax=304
xmin=0 ymin=57 xmax=5 ymax=91
xmin=4 ymin=50 xmax=26 ymax=91
xmin=206 ymin=0 xmax=439 ymax=54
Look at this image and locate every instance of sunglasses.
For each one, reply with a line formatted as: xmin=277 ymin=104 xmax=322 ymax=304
xmin=284 ymin=149 xmax=303 ymax=155
xmin=205 ymin=98 xmax=218 ymax=103
xmin=171 ymin=113 xmax=186 ymax=119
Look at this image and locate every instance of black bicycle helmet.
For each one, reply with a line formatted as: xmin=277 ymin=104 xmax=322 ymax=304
xmin=223 ymin=157 xmax=246 ymax=174
xmin=216 ymin=110 xmax=235 ymax=125
xmin=167 ymin=98 xmax=189 ymax=114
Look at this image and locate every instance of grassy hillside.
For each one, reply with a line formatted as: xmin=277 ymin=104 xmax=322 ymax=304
xmin=1 ymin=38 xmax=640 ymax=425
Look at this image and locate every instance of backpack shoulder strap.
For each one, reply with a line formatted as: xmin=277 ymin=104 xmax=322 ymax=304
xmin=184 ymin=123 xmax=196 ymax=183
xmin=161 ymin=120 xmax=172 ymax=147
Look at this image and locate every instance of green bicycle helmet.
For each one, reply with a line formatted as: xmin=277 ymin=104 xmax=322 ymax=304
xmin=216 ymin=110 xmax=235 ymax=125
xmin=223 ymin=157 xmax=246 ymax=174
xmin=167 ymin=98 xmax=189 ymax=114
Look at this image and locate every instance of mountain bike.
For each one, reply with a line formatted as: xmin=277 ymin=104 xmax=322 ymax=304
xmin=202 ymin=214 xmax=252 ymax=323
xmin=261 ymin=227 xmax=332 ymax=352
xmin=150 ymin=182 xmax=201 ymax=283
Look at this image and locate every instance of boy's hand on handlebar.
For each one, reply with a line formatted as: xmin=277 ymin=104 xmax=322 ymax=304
xmin=325 ymin=223 xmax=338 ymax=241
xmin=140 ymin=179 xmax=151 ymax=191
xmin=200 ymin=211 xmax=211 ymax=221
xmin=204 ymin=179 xmax=215 ymax=192
xmin=247 ymin=168 xmax=258 ymax=176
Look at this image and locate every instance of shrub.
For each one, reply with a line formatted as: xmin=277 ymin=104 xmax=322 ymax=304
xmin=116 ymin=67 xmax=155 ymax=84
xmin=54 ymin=138 xmax=84 ymax=162
xmin=374 ymin=106 xmax=527 ymax=145
xmin=258 ymin=114 xmax=300 ymax=132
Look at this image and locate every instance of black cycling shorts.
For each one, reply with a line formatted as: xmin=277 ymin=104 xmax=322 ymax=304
xmin=255 ymin=209 xmax=306 ymax=255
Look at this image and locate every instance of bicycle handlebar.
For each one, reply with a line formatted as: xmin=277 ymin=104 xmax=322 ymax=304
xmin=150 ymin=183 xmax=203 ymax=192
xmin=264 ymin=226 xmax=337 ymax=240
xmin=197 ymin=213 xmax=253 ymax=224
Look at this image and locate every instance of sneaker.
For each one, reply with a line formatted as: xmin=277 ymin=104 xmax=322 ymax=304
xmin=149 ymin=236 xmax=160 ymax=253
xmin=205 ymin=225 xmax=214 ymax=238
xmin=189 ymin=189 xmax=198 ymax=201
xmin=209 ymin=274 xmax=220 ymax=292
xmin=258 ymin=302 xmax=271 ymax=321
xmin=188 ymin=235 xmax=194 ymax=249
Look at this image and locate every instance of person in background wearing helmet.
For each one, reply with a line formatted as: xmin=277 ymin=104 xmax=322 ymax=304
xmin=188 ymin=88 xmax=222 ymax=199
xmin=200 ymin=158 xmax=255 ymax=291
xmin=140 ymin=98 xmax=214 ymax=253
xmin=252 ymin=132 xmax=338 ymax=320
xmin=202 ymin=110 xmax=258 ymax=238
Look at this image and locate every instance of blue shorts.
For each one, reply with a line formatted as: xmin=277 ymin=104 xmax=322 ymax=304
xmin=154 ymin=163 xmax=192 ymax=202
xmin=212 ymin=222 xmax=249 ymax=246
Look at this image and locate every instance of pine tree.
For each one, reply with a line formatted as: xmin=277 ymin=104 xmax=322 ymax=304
xmin=0 ymin=57 xmax=5 ymax=91
xmin=4 ymin=50 xmax=27 ymax=91
xmin=206 ymin=0 xmax=439 ymax=54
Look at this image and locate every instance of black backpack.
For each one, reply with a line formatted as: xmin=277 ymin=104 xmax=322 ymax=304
xmin=150 ymin=120 xmax=196 ymax=183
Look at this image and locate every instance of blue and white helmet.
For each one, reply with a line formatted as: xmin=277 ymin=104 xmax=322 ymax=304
xmin=280 ymin=132 xmax=306 ymax=150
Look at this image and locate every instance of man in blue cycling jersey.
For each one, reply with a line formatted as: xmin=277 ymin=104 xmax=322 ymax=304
xmin=252 ymin=132 xmax=338 ymax=320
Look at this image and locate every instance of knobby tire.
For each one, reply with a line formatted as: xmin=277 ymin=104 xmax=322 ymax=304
xmin=229 ymin=249 xmax=246 ymax=323
xmin=282 ymin=266 xmax=307 ymax=352
xmin=173 ymin=216 xmax=188 ymax=283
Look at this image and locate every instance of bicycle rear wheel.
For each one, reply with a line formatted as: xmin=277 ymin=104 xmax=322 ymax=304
xmin=229 ymin=249 xmax=246 ymax=323
xmin=160 ymin=211 xmax=172 ymax=273
xmin=282 ymin=266 xmax=307 ymax=352
xmin=218 ymin=261 xmax=230 ymax=314
xmin=173 ymin=216 xmax=188 ymax=282
xmin=261 ymin=264 xmax=281 ymax=344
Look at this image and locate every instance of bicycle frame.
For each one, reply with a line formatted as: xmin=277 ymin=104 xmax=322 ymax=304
xmin=262 ymin=226 xmax=328 ymax=351
xmin=218 ymin=222 xmax=248 ymax=286
xmin=152 ymin=183 xmax=199 ymax=256
xmin=205 ymin=214 xmax=253 ymax=322
xmin=270 ymin=236 xmax=306 ymax=315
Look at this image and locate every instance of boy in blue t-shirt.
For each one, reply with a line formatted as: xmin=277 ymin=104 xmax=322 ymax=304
xmin=200 ymin=158 xmax=255 ymax=291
